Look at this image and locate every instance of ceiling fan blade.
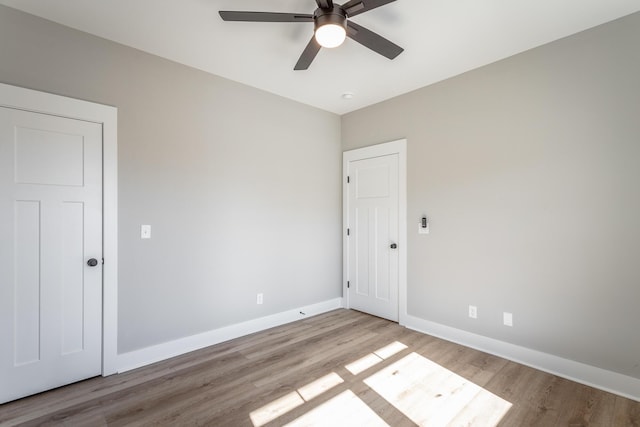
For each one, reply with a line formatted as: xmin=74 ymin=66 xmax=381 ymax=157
xmin=316 ymin=0 xmax=334 ymax=9
xmin=294 ymin=36 xmax=322 ymax=70
xmin=341 ymin=0 xmax=396 ymax=17
xmin=219 ymin=11 xmax=313 ymax=22
xmin=346 ymin=21 xmax=403 ymax=60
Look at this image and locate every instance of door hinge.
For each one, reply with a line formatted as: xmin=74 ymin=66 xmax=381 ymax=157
xmin=347 ymin=281 xmax=350 ymax=289
xmin=347 ymin=176 xmax=350 ymax=184
xmin=347 ymin=228 xmax=350 ymax=236
xmin=102 ymin=258 xmax=105 ymax=265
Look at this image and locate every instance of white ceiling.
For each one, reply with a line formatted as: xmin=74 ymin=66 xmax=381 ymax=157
xmin=1 ymin=0 xmax=639 ymax=115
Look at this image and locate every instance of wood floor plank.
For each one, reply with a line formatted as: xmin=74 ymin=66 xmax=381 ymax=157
xmin=1 ymin=309 xmax=638 ymax=426
xmin=613 ymin=395 xmax=640 ymax=426
xmin=554 ymin=382 xmax=616 ymax=427
xmin=486 ymin=361 xmax=564 ymax=426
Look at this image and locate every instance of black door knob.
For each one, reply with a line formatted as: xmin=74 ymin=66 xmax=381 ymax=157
xmin=390 ymin=243 xmax=397 ymax=249
xmin=87 ymin=258 xmax=99 ymax=267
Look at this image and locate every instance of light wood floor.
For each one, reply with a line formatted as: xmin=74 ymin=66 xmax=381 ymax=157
xmin=1 ymin=309 xmax=638 ymax=426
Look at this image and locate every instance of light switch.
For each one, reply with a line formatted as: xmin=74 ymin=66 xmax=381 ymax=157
xmin=141 ymin=224 xmax=151 ymax=239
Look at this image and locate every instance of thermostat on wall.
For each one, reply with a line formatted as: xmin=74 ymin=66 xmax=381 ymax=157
xmin=419 ymin=215 xmax=429 ymax=234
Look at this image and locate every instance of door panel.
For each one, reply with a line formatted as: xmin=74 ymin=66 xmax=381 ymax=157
xmin=347 ymin=154 xmax=399 ymax=321
xmin=0 ymin=107 xmax=103 ymax=403
xmin=14 ymin=126 xmax=85 ymax=186
xmin=62 ymin=201 xmax=86 ymax=355
xmin=13 ymin=200 xmax=41 ymax=366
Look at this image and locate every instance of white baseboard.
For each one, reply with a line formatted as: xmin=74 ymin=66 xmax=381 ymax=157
xmin=404 ymin=314 xmax=640 ymax=402
xmin=117 ymin=298 xmax=343 ymax=373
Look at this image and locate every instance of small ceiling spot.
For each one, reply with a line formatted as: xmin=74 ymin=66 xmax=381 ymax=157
xmin=342 ymin=92 xmax=355 ymax=100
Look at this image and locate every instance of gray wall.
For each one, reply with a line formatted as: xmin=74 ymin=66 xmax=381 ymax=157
xmin=0 ymin=5 xmax=342 ymax=353
xmin=342 ymin=12 xmax=640 ymax=379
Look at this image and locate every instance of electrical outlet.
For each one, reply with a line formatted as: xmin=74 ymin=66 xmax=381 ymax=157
xmin=257 ymin=293 xmax=263 ymax=305
xmin=469 ymin=305 xmax=477 ymax=319
xmin=503 ymin=312 xmax=513 ymax=327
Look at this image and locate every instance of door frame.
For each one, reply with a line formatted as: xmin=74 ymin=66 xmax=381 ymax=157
xmin=0 ymin=83 xmax=118 ymax=376
xmin=343 ymin=139 xmax=407 ymax=325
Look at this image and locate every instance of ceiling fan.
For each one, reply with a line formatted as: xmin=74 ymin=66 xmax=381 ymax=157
xmin=219 ymin=0 xmax=404 ymax=70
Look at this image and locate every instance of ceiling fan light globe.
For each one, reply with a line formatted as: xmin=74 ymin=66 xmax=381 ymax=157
xmin=315 ymin=24 xmax=346 ymax=48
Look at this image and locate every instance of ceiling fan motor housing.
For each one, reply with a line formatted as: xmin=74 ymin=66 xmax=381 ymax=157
xmin=313 ymin=6 xmax=347 ymax=32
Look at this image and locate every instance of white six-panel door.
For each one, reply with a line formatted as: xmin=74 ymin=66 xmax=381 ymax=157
xmin=0 ymin=106 xmax=103 ymax=403
xmin=345 ymin=149 xmax=400 ymax=321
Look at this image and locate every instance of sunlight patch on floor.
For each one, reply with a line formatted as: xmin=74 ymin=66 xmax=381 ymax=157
xmin=250 ymin=391 xmax=305 ymax=427
xmin=364 ymin=352 xmax=512 ymax=427
xmin=298 ymin=372 xmax=344 ymax=401
xmin=284 ymin=390 xmax=390 ymax=427
xmin=345 ymin=352 xmax=383 ymax=375
xmin=250 ymin=372 xmax=345 ymax=427
xmin=345 ymin=341 xmax=408 ymax=375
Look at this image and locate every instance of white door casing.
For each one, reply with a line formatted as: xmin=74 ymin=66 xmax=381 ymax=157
xmin=0 ymin=83 xmax=118 ymax=401
xmin=343 ymin=140 xmax=407 ymax=323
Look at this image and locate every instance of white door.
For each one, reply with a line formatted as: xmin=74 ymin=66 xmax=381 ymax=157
xmin=344 ymin=146 xmax=401 ymax=322
xmin=0 ymin=106 xmax=103 ymax=403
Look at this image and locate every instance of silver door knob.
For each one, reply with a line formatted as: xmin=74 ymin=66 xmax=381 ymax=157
xmin=87 ymin=258 xmax=99 ymax=267
xmin=390 ymin=243 xmax=397 ymax=249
